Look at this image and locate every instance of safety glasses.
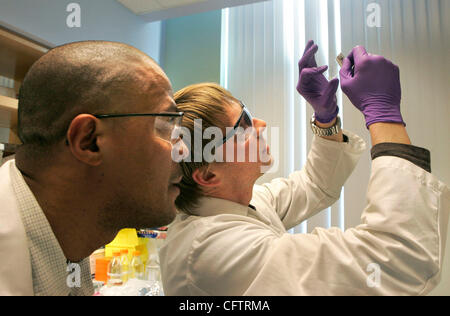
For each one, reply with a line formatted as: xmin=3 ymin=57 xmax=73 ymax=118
xmin=94 ymin=112 xmax=184 ymax=144
xmin=220 ymin=101 xmax=254 ymax=145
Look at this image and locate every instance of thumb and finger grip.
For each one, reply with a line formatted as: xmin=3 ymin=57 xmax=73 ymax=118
xmin=352 ymin=46 xmax=368 ymax=66
xmin=337 ymin=46 xmax=405 ymax=129
xmin=340 ymin=57 xmax=354 ymax=79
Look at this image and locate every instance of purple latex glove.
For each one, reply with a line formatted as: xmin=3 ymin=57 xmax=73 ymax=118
xmin=297 ymin=40 xmax=340 ymax=123
xmin=339 ymin=46 xmax=405 ymax=129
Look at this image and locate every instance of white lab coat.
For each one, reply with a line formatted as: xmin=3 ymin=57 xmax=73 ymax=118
xmin=160 ymin=131 xmax=450 ymax=296
xmin=0 ymin=160 xmax=34 ymax=295
xmin=0 ymin=159 xmax=97 ymax=296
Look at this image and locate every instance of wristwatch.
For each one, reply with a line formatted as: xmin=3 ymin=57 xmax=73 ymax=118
xmin=310 ymin=114 xmax=341 ymax=137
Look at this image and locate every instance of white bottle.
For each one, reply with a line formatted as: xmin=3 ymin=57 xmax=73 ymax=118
xmin=145 ymin=254 xmax=161 ymax=282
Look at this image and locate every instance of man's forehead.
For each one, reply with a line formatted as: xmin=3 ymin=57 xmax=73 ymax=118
xmin=159 ymin=99 xmax=177 ymax=112
xmin=134 ymin=66 xmax=175 ymax=112
xmin=134 ymin=93 xmax=175 ymax=113
xmin=228 ymin=102 xmax=242 ymax=122
xmin=130 ymin=58 xmax=170 ymax=88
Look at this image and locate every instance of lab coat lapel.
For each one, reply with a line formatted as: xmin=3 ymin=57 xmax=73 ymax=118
xmin=0 ymin=160 xmax=34 ymax=295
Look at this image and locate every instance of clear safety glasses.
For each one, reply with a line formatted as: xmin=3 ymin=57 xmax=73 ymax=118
xmin=94 ymin=112 xmax=184 ymax=144
xmin=220 ymin=101 xmax=254 ymax=146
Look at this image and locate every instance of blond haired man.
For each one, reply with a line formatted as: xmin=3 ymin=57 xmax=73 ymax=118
xmin=160 ymin=42 xmax=449 ymax=295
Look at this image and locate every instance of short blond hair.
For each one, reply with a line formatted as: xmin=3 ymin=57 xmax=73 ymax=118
xmin=174 ymin=83 xmax=240 ymax=213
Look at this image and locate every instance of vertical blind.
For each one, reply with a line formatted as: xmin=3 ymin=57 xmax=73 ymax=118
xmin=221 ymin=0 xmax=345 ymax=233
xmin=339 ymin=0 xmax=450 ymax=231
xmin=339 ymin=1 xmax=449 ymax=295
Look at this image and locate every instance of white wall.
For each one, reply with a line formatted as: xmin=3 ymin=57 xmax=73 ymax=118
xmin=161 ymin=10 xmax=222 ymax=92
xmin=137 ymin=0 xmax=269 ymax=22
xmin=0 ymin=0 xmax=162 ymax=146
xmin=0 ymin=0 xmax=161 ymax=61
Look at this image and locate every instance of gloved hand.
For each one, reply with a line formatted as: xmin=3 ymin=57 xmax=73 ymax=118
xmin=297 ymin=40 xmax=340 ymax=124
xmin=339 ymin=46 xmax=405 ymax=128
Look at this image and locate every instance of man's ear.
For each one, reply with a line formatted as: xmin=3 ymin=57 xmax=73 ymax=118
xmin=192 ymin=165 xmax=221 ymax=187
xmin=66 ymin=114 xmax=103 ymax=166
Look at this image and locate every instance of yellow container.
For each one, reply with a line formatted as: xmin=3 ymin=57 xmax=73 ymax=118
xmin=105 ymin=229 xmax=149 ymax=264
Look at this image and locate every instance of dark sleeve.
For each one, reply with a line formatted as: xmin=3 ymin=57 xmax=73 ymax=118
xmin=343 ymin=134 xmax=349 ymax=143
xmin=371 ymin=143 xmax=431 ymax=173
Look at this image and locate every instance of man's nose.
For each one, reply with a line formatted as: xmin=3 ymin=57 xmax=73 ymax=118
xmin=179 ymin=139 xmax=190 ymax=160
xmin=172 ymin=138 xmax=190 ymax=162
xmin=253 ymin=118 xmax=267 ymax=135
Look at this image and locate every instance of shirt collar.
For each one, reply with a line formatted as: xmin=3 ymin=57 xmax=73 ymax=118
xmin=188 ymin=196 xmax=254 ymax=217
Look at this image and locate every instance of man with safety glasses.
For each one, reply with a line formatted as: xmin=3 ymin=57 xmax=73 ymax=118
xmin=0 ymin=41 xmax=187 ymax=295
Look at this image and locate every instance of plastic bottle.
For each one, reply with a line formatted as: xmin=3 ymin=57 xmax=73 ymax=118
xmin=130 ymin=251 xmax=144 ymax=280
xmin=120 ymin=249 xmax=130 ymax=284
xmin=145 ymin=254 xmax=161 ymax=283
xmin=107 ymin=252 xmax=123 ymax=287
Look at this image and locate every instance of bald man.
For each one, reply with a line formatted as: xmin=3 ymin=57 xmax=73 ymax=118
xmin=0 ymin=41 xmax=185 ymax=295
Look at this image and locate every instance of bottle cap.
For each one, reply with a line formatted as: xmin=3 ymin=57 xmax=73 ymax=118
xmin=113 ymin=251 xmax=121 ymax=257
xmin=121 ymin=249 xmax=128 ymax=254
xmin=133 ymin=251 xmax=141 ymax=256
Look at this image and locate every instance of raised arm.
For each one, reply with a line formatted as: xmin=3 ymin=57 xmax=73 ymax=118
xmin=245 ymin=47 xmax=449 ymax=295
xmin=297 ymin=40 xmax=344 ymax=143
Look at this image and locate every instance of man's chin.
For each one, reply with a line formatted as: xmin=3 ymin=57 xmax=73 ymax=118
xmin=169 ymin=183 xmax=181 ymax=197
xmin=154 ymin=206 xmax=177 ymax=227
xmin=166 ymin=208 xmax=178 ymax=224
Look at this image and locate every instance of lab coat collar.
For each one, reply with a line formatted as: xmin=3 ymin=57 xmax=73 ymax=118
xmin=188 ymin=196 xmax=254 ymax=218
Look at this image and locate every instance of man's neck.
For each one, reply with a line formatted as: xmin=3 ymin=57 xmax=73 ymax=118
xmin=204 ymin=183 xmax=254 ymax=208
xmin=40 ymin=197 xmax=117 ymax=262
xmin=17 ymin=164 xmax=116 ymax=262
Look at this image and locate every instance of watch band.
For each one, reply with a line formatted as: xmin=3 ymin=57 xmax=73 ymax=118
xmin=310 ymin=114 xmax=341 ymax=137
